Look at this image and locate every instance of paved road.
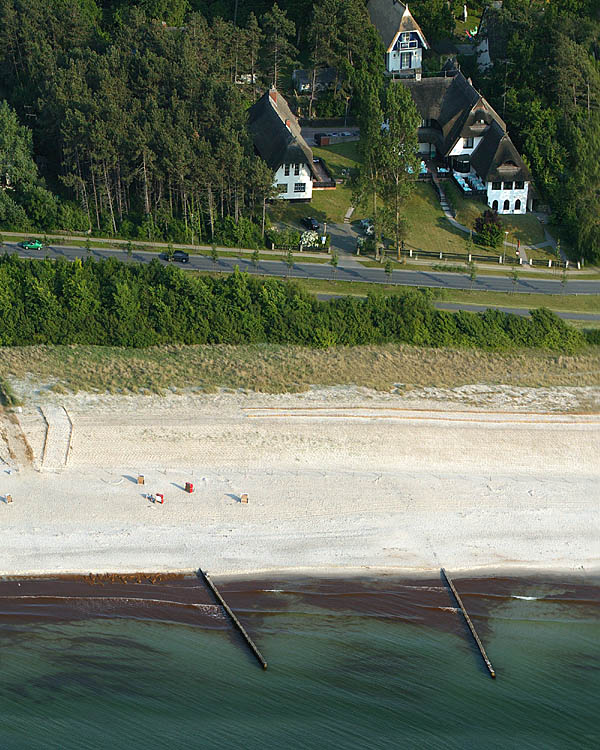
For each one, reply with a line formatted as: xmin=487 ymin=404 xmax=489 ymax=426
xmin=4 ymin=243 xmax=600 ymax=295
xmin=315 ymin=295 xmax=600 ymax=319
xmin=434 ymin=302 xmax=600 ymax=320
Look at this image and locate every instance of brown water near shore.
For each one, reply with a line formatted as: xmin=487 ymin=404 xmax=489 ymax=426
xmin=0 ymin=572 xmax=598 ymax=637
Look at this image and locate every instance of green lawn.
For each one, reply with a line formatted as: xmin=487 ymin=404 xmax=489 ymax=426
xmin=270 ymin=143 xmax=552 ymax=259
xmin=268 ymin=142 xmax=365 ymax=226
xmin=454 ymin=11 xmax=481 ymax=40
xmin=312 ymin=142 xmax=361 ymax=178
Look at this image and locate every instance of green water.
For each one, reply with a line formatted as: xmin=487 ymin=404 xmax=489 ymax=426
xmin=0 ymin=581 xmax=598 ymax=749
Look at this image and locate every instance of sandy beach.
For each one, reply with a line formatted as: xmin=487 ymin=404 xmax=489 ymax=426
xmin=1 ymin=385 xmax=599 ymax=578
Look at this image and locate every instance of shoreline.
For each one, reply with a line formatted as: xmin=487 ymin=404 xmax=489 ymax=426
xmin=1 ymin=569 xmax=597 ymax=637
xmin=2 ymin=563 xmax=600 ymax=584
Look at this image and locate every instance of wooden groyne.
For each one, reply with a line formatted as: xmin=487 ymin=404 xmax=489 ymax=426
xmin=441 ymin=568 xmax=496 ymax=678
xmin=201 ymin=570 xmax=267 ymax=670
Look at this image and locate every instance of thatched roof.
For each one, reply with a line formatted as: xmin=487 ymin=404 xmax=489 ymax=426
xmin=400 ymin=71 xmax=506 ymax=156
xmin=398 ymin=70 xmax=530 ymax=183
xmin=247 ymin=89 xmax=315 ymax=173
xmin=367 ymin=0 xmax=429 ymax=52
xmin=471 ymin=119 xmax=532 ymax=182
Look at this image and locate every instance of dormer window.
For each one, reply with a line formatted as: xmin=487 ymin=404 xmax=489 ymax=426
xmin=463 ymin=137 xmax=474 ymax=149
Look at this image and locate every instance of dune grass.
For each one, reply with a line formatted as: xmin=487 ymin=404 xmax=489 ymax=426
xmin=0 ymin=377 xmax=22 ymax=407
xmin=1 ymin=343 xmax=598 ymax=398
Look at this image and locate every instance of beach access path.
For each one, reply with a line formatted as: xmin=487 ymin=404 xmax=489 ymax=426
xmin=0 ymin=387 xmax=598 ymax=578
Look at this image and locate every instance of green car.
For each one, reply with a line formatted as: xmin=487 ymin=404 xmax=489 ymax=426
xmin=19 ymin=239 xmax=43 ymax=250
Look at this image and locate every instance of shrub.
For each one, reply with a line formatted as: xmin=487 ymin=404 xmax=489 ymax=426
xmin=474 ymin=209 xmax=504 ymax=248
xmin=583 ymin=328 xmax=600 ymax=346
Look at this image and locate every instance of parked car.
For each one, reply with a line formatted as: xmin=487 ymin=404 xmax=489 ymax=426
xmin=19 ymin=239 xmax=43 ymax=250
xmin=172 ymin=249 xmax=189 ymax=263
xmin=302 ymin=217 xmax=320 ymax=231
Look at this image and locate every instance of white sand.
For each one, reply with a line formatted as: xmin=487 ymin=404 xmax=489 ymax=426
xmin=1 ymin=387 xmax=599 ymax=578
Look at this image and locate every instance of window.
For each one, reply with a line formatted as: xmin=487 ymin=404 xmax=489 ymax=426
xmin=492 ymin=200 xmax=498 ymax=211
xmin=503 ymin=199 xmax=510 ymax=211
xmin=463 ymin=137 xmax=474 ymax=149
xmin=515 ymin=199 xmax=521 ymax=211
xmin=276 ymin=183 xmax=287 ymax=193
xmin=400 ymin=51 xmax=411 ymax=69
xmin=294 ymin=163 xmax=300 ymax=176
xmin=503 ymin=181 xmax=513 ymax=190
xmin=401 ymin=33 xmax=410 ymax=43
xmin=515 ymin=181 xmax=524 ymax=190
xmin=284 ymin=164 xmax=290 ymax=176
xmin=492 ymin=181 xmax=501 ymax=190
xmin=294 ymin=183 xmax=306 ymax=193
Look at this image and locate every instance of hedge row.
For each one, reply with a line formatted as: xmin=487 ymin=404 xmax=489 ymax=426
xmin=0 ymin=254 xmax=587 ymax=354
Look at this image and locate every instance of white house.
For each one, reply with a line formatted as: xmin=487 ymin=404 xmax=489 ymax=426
xmin=247 ymin=88 xmax=316 ymax=201
xmin=367 ymin=0 xmax=429 ymax=75
xmin=400 ymin=69 xmax=532 ymax=214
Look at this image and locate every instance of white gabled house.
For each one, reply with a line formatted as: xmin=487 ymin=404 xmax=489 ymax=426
xmin=247 ymin=88 xmax=316 ymax=201
xmin=367 ymin=0 xmax=429 ymax=75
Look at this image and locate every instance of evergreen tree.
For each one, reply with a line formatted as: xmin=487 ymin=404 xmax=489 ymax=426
xmin=260 ymin=3 xmax=297 ymax=89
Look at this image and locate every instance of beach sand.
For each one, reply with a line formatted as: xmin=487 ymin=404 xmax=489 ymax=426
xmin=0 ymin=385 xmax=598 ymax=578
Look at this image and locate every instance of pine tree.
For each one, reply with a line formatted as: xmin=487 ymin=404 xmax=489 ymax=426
xmin=260 ymin=4 xmax=297 ymax=89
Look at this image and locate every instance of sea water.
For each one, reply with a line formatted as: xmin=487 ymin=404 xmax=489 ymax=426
xmin=0 ymin=576 xmax=597 ymax=749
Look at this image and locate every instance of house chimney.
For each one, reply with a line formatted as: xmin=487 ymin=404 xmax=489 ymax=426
xmin=285 ymin=119 xmax=291 ymax=130
xmin=269 ymin=88 xmax=277 ymax=103
xmin=467 ymin=77 xmax=472 ymax=85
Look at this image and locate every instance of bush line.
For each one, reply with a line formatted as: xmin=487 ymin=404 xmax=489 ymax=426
xmin=0 ymin=254 xmax=588 ymax=354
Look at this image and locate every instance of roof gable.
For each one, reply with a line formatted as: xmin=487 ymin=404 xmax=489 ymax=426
xmin=247 ymin=89 xmax=314 ymax=172
xmin=367 ymin=0 xmax=429 ymax=52
xmin=400 ymin=72 xmax=507 ymax=155
xmin=471 ymin=119 xmax=532 ymax=182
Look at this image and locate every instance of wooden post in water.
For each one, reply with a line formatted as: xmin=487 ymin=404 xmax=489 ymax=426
xmin=441 ymin=568 xmax=496 ymax=678
xmin=201 ymin=570 xmax=267 ymax=670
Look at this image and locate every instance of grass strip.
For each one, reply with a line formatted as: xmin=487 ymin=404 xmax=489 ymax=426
xmin=1 ymin=343 xmax=599 ymax=398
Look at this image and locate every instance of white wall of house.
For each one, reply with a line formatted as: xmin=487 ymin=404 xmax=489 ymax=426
xmin=274 ymin=162 xmax=313 ymax=200
xmin=486 ymin=181 xmax=529 ymax=214
xmin=449 ymin=135 xmax=483 ymax=157
xmin=387 ymin=46 xmax=423 ymax=73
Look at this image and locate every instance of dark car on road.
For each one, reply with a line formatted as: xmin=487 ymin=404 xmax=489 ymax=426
xmin=302 ymin=217 xmax=320 ymax=231
xmin=161 ymin=249 xmax=190 ymax=263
